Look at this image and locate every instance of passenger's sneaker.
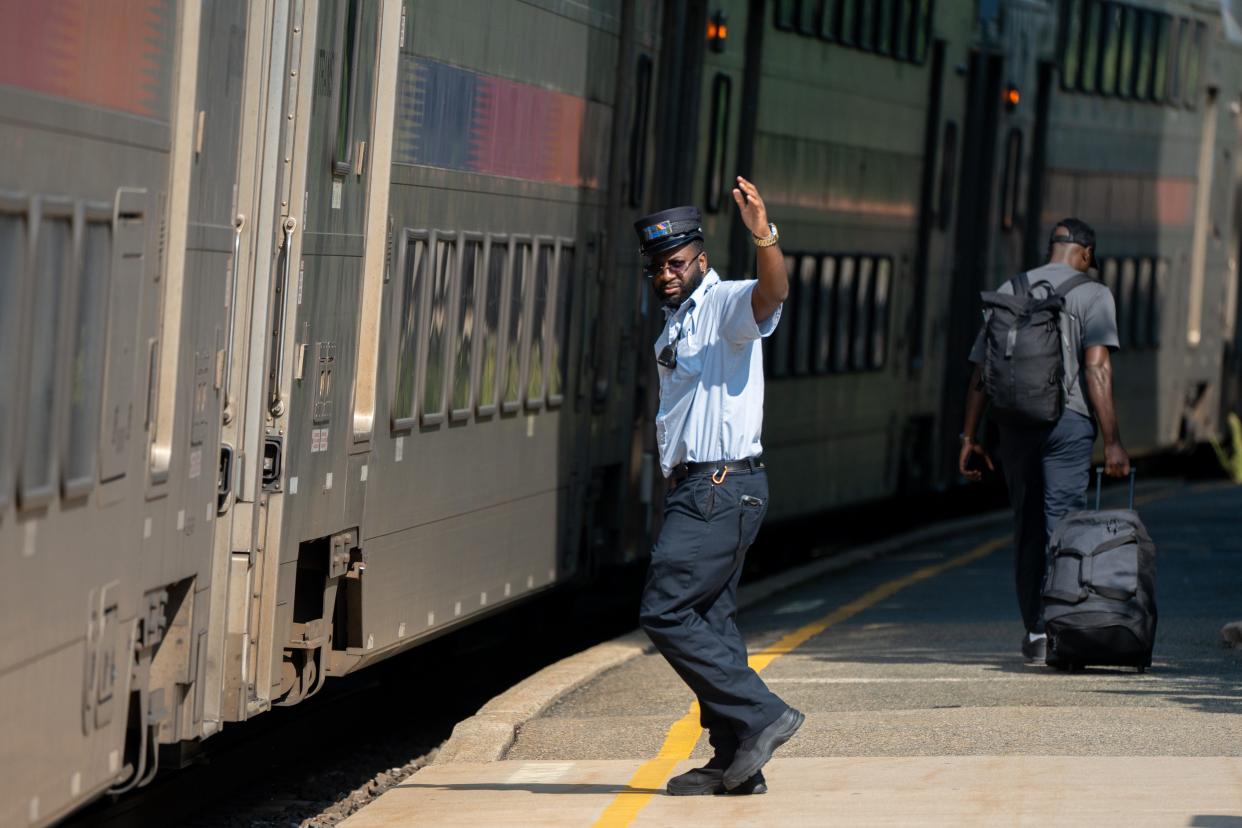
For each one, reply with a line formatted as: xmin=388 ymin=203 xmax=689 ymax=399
xmin=665 ymin=767 xmax=766 ymax=796
xmin=722 ymin=708 xmax=805 ymax=791
xmin=1021 ymin=633 xmax=1047 ymax=666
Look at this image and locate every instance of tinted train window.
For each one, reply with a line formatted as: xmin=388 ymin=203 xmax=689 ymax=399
xmin=912 ymin=0 xmax=931 ymax=61
xmin=64 ymin=221 xmax=111 ymax=496
xmin=22 ymin=215 xmax=70 ymax=506
xmin=392 ymin=235 xmax=427 ymax=427
xmin=838 ymin=0 xmax=856 ymax=45
xmin=1118 ymin=258 xmax=1136 ymax=348
xmin=893 ymin=0 xmax=913 ymax=59
xmin=938 ymin=121 xmax=958 ymax=231
xmin=1117 ymin=6 xmax=1136 ymax=98
xmin=333 ymin=0 xmax=362 ymax=174
xmin=1099 ymin=3 xmax=1122 ymax=95
xmin=1151 ymin=15 xmax=1171 ymax=102
xmin=525 ymin=242 xmax=552 ymax=408
xmin=1152 ymin=258 xmax=1167 ymax=346
xmin=1134 ymin=11 xmax=1154 ymax=99
xmin=871 ymin=258 xmax=891 ymax=369
xmin=0 ymin=211 xmax=25 ymax=508
xmin=851 ymin=257 xmax=873 ymax=371
xmin=795 ymin=256 xmax=817 ymax=375
xmin=502 ymin=243 xmax=529 ymax=411
xmin=857 ymin=1 xmax=875 ymax=50
xmin=819 ymin=0 xmax=840 ymax=40
xmin=833 ymin=257 xmax=855 ymax=372
xmin=798 ymin=0 xmax=821 ymax=35
xmin=1166 ymin=17 xmax=1184 ymax=103
xmin=704 ymin=74 xmax=733 ymax=213
xmin=628 ymin=55 xmax=653 ymax=208
xmin=774 ymin=0 xmax=796 ymax=29
xmin=451 ymin=238 xmax=482 ymax=419
xmin=1079 ymin=0 xmax=1102 ymax=92
xmin=876 ymin=0 xmax=894 ymax=54
xmin=1000 ymin=129 xmax=1023 ymax=232
xmin=1135 ymin=258 xmax=1153 ymax=347
xmin=1061 ymin=0 xmax=1083 ymax=89
xmin=814 ymin=257 xmax=836 ymax=373
xmin=422 ymin=236 xmax=454 ymax=423
xmin=548 ymin=245 xmax=573 ymax=406
xmin=1183 ymin=22 xmax=1204 ymax=108
xmin=477 ymin=239 xmax=507 ymax=415
xmin=769 ymin=254 xmax=797 ymax=378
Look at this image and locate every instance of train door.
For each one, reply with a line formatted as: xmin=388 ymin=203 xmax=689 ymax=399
xmin=938 ymin=49 xmax=1004 ymax=476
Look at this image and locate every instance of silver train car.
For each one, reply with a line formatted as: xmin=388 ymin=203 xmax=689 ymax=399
xmin=1 ymin=1 xmax=1238 ymax=823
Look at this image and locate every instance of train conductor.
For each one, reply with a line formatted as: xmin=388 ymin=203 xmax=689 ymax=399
xmin=636 ymin=177 xmax=804 ymax=796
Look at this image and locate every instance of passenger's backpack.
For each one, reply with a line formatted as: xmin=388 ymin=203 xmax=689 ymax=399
xmin=980 ymin=272 xmax=1091 ymax=426
xmin=1042 ymin=469 xmax=1157 ymax=671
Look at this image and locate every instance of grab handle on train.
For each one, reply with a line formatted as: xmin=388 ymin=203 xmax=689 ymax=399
xmin=269 ymin=216 xmax=297 ymax=417
xmin=222 ymin=213 xmax=245 ymax=424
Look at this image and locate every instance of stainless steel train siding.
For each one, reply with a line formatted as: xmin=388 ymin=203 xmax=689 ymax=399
xmin=0 ymin=2 xmax=1238 ymax=826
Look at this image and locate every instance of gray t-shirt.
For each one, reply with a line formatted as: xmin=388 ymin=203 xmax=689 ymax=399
xmin=968 ymin=262 xmax=1119 ymax=419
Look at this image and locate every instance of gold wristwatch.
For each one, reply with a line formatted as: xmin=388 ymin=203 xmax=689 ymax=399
xmin=753 ymin=223 xmax=779 ymax=248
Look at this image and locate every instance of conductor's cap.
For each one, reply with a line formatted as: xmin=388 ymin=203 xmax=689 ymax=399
xmin=634 ymin=206 xmax=703 ymax=257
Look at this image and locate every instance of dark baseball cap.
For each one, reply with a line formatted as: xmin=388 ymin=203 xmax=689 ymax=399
xmin=633 ymin=206 xmax=703 ymax=257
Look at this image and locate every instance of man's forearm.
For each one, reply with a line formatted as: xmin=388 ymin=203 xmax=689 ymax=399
xmin=961 ymin=365 xmax=987 ymax=440
xmin=755 ymin=242 xmax=788 ymax=308
xmin=1086 ymin=360 xmax=1121 ymax=446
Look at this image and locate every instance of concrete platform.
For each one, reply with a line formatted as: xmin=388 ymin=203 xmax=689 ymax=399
xmin=348 ymin=482 xmax=1242 ymax=826
xmin=343 ymin=757 xmax=1242 ymax=827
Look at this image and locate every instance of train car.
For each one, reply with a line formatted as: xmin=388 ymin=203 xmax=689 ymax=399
xmin=1 ymin=1 xmax=1238 ymax=825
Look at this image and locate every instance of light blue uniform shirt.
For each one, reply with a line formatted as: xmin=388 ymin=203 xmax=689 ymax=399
xmin=653 ymin=269 xmax=782 ymax=477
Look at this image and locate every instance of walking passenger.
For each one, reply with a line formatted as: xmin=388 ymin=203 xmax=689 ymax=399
xmin=635 ymin=177 xmax=804 ymax=796
xmin=957 ymin=219 xmax=1131 ymax=665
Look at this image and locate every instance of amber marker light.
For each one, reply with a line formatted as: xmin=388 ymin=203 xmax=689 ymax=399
xmin=708 ymin=10 xmax=727 ymax=52
xmin=1004 ymin=85 xmax=1021 ymax=110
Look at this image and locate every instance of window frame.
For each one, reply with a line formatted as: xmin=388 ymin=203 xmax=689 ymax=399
xmin=833 ymin=256 xmax=857 ymax=373
xmin=704 ymin=73 xmax=734 ymax=213
xmin=0 ymin=191 xmax=29 ymax=512
xmin=331 ymin=0 xmax=364 ymax=176
xmin=390 ymin=228 xmax=430 ymax=432
xmin=501 ymin=236 xmax=534 ymax=415
xmin=1060 ymin=0 xmax=1084 ymax=91
xmin=1000 ymin=128 xmax=1024 ymax=232
xmin=628 ymin=54 xmax=653 ymax=208
xmin=547 ymin=237 xmax=575 ymax=409
xmin=449 ymin=231 xmax=484 ymax=423
xmin=475 ymin=233 xmax=510 ymax=419
xmin=794 ymin=255 xmax=819 ymax=375
xmin=871 ymin=257 xmax=893 ymax=370
xmin=813 ymin=256 xmax=837 ymax=374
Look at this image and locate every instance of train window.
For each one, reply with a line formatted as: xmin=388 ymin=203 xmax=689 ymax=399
xmin=21 ymin=213 xmax=70 ymax=507
xmin=833 ymin=257 xmax=856 ymax=372
xmin=794 ymin=257 xmax=818 ymax=375
xmin=814 ymin=257 xmax=837 ymax=373
xmin=1118 ymin=6 xmax=1136 ymax=98
xmin=871 ymin=258 xmax=892 ymax=369
xmin=450 ymin=238 xmax=482 ymax=420
xmin=1060 ymin=0 xmax=1083 ymax=90
xmin=1135 ymin=257 xmax=1153 ymax=347
xmin=421 ymin=236 xmax=455 ymax=424
xmin=1079 ymin=0 xmax=1102 ymax=93
xmin=548 ymin=244 xmax=574 ymax=407
xmin=1118 ymin=258 xmax=1136 ymax=349
xmin=628 ymin=55 xmax=653 ymax=208
xmin=1165 ymin=17 xmax=1184 ymax=103
xmin=876 ymin=0 xmax=894 ymax=55
xmin=525 ymin=242 xmax=552 ymax=409
xmin=477 ymin=239 xmax=507 ymax=416
xmin=1099 ymin=3 xmax=1122 ymax=96
xmin=1151 ymin=14 xmax=1171 ymax=103
xmin=937 ymin=121 xmax=958 ymax=231
xmin=1182 ymin=22 xmax=1204 ymax=109
xmin=704 ymin=74 xmax=733 ymax=213
xmin=838 ymin=0 xmax=857 ymax=45
xmin=769 ymin=254 xmax=797 ymax=378
xmin=857 ymin=0 xmax=876 ymax=51
xmin=1152 ymin=258 xmax=1167 ymax=346
xmin=64 ymin=219 xmax=111 ymax=497
xmin=819 ymin=0 xmax=840 ymax=40
xmin=894 ymin=0 xmax=913 ymax=59
xmin=775 ymin=0 xmax=796 ymax=30
xmin=798 ymin=0 xmax=821 ymax=35
xmin=1000 ymin=129 xmax=1023 ymax=232
xmin=1134 ymin=10 xmax=1154 ymax=100
xmin=1101 ymin=258 xmax=1120 ymax=340
xmin=0 ymin=210 xmax=25 ymax=508
xmin=912 ymin=0 xmax=931 ymax=63
xmin=852 ymin=257 xmax=874 ymax=371
xmin=502 ymin=243 xmax=529 ymax=412
xmin=333 ymin=0 xmax=362 ymax=175
xmin=392 ymin=234 xmax=427 ymax=427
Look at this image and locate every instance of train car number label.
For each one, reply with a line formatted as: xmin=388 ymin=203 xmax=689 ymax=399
xmin=332 ymin=179 xmax=343 ymax=210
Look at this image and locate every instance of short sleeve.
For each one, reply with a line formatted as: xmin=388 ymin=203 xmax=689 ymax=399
xmin=718 ymin=279 xmax=780 ymax=344
xmin=1081 ymin=285 xmax=1120 ymax=350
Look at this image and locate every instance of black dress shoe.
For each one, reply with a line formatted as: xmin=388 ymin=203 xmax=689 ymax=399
xmin=666 ymin=767 xmax=767 ymax=796
xmin=723 ymin=708 xmax=805 ymax=791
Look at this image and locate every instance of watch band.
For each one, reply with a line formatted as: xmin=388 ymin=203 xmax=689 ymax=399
xmin=753 ymin=223 xmax=779 ymax=248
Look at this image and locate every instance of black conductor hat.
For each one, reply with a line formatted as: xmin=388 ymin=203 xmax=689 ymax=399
xmin=634 ymin=206 xmax=703 ymax=257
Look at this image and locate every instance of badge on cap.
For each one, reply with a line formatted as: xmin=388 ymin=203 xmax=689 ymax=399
xmin=643 ymin=221 xmax=673 ymax=241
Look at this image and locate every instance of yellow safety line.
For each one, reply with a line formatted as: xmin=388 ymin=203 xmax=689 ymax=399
xmin=591 ymin=534 xmax=1010 ymax=828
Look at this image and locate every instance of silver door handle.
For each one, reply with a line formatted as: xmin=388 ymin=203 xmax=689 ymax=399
xmin=222 ymin=213 xmax=245 ymax=424
xmin=269 ymin=216 xmax=297 ymax=417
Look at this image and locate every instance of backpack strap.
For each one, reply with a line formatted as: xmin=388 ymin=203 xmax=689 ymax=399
xmin=1010 ymin=272 xmax=1031 ymax=297
xmin=1055 ymin=273 xmax=1092 ymax=297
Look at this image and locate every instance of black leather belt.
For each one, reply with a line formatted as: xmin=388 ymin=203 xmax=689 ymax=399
xmin=671 ymin=456 xmax=764 ymax=484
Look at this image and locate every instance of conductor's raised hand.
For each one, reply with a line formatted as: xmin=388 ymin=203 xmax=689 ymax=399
xmin=731 ymin=176 xmax=770 ymax=237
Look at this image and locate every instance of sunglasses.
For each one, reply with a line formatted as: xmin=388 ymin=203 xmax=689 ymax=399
xmin=643 ymin=248 xmax=702 ymax=280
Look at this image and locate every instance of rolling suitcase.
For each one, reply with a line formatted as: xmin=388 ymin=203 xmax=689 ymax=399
xmin=1041 ymin=469 xmax=1157 ymax=672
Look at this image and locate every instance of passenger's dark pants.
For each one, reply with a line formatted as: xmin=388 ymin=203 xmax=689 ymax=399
xmin=996 ymin=410 xmax=1097 ymax=634
xmin=639 ymin=467 xmax=787 ymax=746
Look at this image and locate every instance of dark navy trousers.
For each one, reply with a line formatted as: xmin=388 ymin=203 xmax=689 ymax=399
xmin=996 ymin=409 xmax=1097 ymax=633
xmin=639 ymin=467 xmax=788 ymax=747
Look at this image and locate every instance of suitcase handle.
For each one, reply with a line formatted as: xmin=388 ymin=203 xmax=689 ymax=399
xmin=1094 ymin=466 xmax=1136 ymax=511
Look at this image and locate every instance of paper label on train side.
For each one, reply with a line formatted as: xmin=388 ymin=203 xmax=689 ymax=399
xmin=332 ymin=179 xmax=343 ymax=210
